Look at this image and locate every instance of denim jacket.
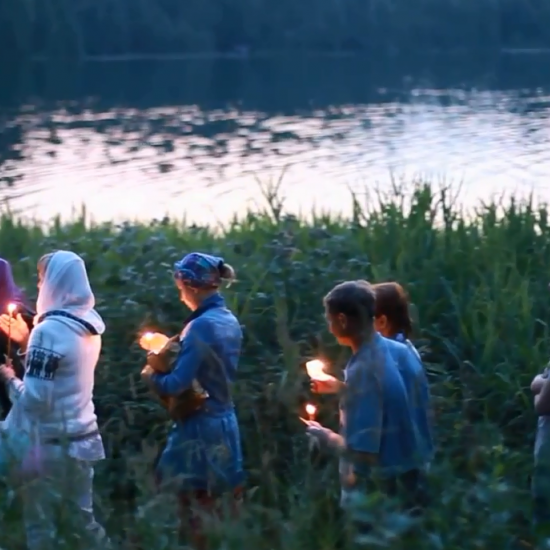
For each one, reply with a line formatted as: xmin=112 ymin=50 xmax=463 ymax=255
xmin=149 ymin=293 xmax=243 ymax=414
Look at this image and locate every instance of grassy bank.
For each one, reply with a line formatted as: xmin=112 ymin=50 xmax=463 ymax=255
xmin=2 ymin=0 xmax=550 ymax=60
xmin=0 ymin=183 xmax=548 ymax=548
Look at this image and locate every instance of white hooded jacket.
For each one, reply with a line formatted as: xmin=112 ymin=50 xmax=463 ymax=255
xmin=2 ymin=251 xmax=105 ymax=448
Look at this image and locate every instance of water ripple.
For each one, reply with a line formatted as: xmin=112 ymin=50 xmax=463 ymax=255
xmin=1 ymin=86 xmax=550 ymax=223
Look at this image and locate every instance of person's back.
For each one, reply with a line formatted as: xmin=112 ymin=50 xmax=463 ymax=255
xmin=10 ymin=312 xmax=103 ymax=439
xmin=151 ymin=291 xmax=244 ymax=492
xmin=142 ymin=252 xmax=245 ymax=548
xmin=185 ymin=298 xmax=242 ymax=412
xmin=384 ymin=337 xmax=434 ymax=465
xmin=532 ymin=367 xmax=550 ymax=527
xmin=342 ymin=333 xmax=422 ymax=478
xmin=2 ymin=254 xmax=104 ymax=441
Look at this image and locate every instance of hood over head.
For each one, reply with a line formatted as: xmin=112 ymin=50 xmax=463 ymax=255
xmin=36 ymin=251 xmax=105 ymax=335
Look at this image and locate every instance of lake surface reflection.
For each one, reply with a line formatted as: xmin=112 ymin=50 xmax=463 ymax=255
xmin=1 ymin=55 xmax=550 ymax=223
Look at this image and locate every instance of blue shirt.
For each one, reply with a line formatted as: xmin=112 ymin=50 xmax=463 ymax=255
xmin=340 ymin=333 xmax=421 ymax=477
xmin=149 ymin=293 xmax=243 ymax=412
xmin=384 ymin=336 xmax=434 ymax=464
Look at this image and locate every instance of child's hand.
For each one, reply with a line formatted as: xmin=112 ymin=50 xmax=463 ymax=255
xmin=310 ymin=376 xmax=343 ymax=395
xmin=305 ymin=421 xmax=332 ymax=447
xmin=139 ymin=332 xmax=169 ymax=353
xmin=0 ymin=313 xmax=30 ymax=345
xmin=0 ymin=363 xmax=16 ymax=382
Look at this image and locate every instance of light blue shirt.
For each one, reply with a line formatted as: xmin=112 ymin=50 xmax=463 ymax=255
xmin=340 ymin=333 xmax=422 ymax=478
xmin=384 ymin=336 xmax=434 ymax=464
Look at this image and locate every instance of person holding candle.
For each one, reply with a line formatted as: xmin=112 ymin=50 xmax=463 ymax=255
xmin=371 ymin=282 xmax=434 ymax=470
xmin=140 ymin=252 xmax=244 ymax=549
xmin=0 ymin=257 xmax=35 ymax=420
xmin=531 ymin=364 xmax=550 ymax=530
xmin=0 ymin=251 xmax=108 ymax=550
xmin=305 ymin=280 xmax=425 ymax=514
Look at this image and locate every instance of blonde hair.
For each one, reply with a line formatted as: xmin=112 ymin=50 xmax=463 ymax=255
xmin=37 ymin=252 xmax=55 ymax=276
xmin=219 ymin=262 xmax=236 ymax=284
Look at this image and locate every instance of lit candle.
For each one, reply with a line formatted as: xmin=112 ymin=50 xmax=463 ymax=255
xmin=305 ymin=359 xmax=331 ymax=381
xmin=141 ymin=331 xmax=169 ymax=354
xmin=305 ymin=403 xmax=317 ymax=421
xmin=142 ymin=332 xmax=155 ymax=353
xmin=6 ymin=302 xmax=17 ymax=359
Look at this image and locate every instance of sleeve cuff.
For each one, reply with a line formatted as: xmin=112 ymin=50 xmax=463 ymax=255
xmin=148 ymin=372 xmax=163 ymax=391
xmin=8 ymin=378 xmax=24 ymax=400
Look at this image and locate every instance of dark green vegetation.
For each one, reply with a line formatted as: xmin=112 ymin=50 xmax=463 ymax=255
xmin=0 ymin=183 xmax=547 ymax=548
xmin=3 ymin=0 xmax=550 ymax=60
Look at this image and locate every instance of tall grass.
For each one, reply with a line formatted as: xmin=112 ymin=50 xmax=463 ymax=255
xmin=2 ymin=0 xmax=550 ymax=60
xmin=0 ymin=182 xmax=548 ymax=547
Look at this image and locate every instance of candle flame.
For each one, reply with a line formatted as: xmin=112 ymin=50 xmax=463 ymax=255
xmin=305 ymin=359 xmax=331 ymax=381
xmin=7 ymin=303 xmax=16 ymax=315
xmin=305 ymin=403 xmax=317 ymax=416
xmin=143 ymin=332 xmax=154 ymax=341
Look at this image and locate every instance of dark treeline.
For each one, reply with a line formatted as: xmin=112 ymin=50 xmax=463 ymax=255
xmin=2 ymin=0 xmax=550 ymax=59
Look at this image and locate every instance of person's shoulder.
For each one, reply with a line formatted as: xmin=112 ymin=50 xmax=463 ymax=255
xmin=28 ymin=319 xmax=68 ymax=353
xmin=404 ymin=339 xmax=421 ymax=359
xmin=382 ymin=336 xmax=408 ymax=358
xmin=372 ymin=336 xmax=402 ymax=367
xmin=187 ymin=315 xmax=213 ymax=335
xmin=186 ymin=312 xmax=233 ymax=335
xmin=29 ymin=319 xmax=55 ymax=340
xmin=205 ymin=307 xmax=241 ymax=333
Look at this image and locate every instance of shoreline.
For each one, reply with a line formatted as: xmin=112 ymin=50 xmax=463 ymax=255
xmin=0 ymin=183 xmax=544 ymax=232
xmin=27 ymin=47 xmax=550 ymax=63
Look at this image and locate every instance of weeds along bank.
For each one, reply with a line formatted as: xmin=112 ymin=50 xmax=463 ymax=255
xmin=2 ymin=0 xmax=550 ymax=59
xmin=0 ymin=184 xmax=547 ymax=547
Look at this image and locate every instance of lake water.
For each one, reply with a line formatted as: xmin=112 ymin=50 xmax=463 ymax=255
xmin=1 ymin=55 xmax=550 ymax=224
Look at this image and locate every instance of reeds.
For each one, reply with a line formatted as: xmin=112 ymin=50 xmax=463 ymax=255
xmin=0 ymin=181 xmax=545 ymax=547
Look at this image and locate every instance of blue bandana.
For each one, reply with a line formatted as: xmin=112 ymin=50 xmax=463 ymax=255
xmin=174 ymin=253 xmax=225 ymax=288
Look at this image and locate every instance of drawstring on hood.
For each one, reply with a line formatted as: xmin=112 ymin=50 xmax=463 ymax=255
xmin=35 ymin=251 xmax=105 ymax=335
